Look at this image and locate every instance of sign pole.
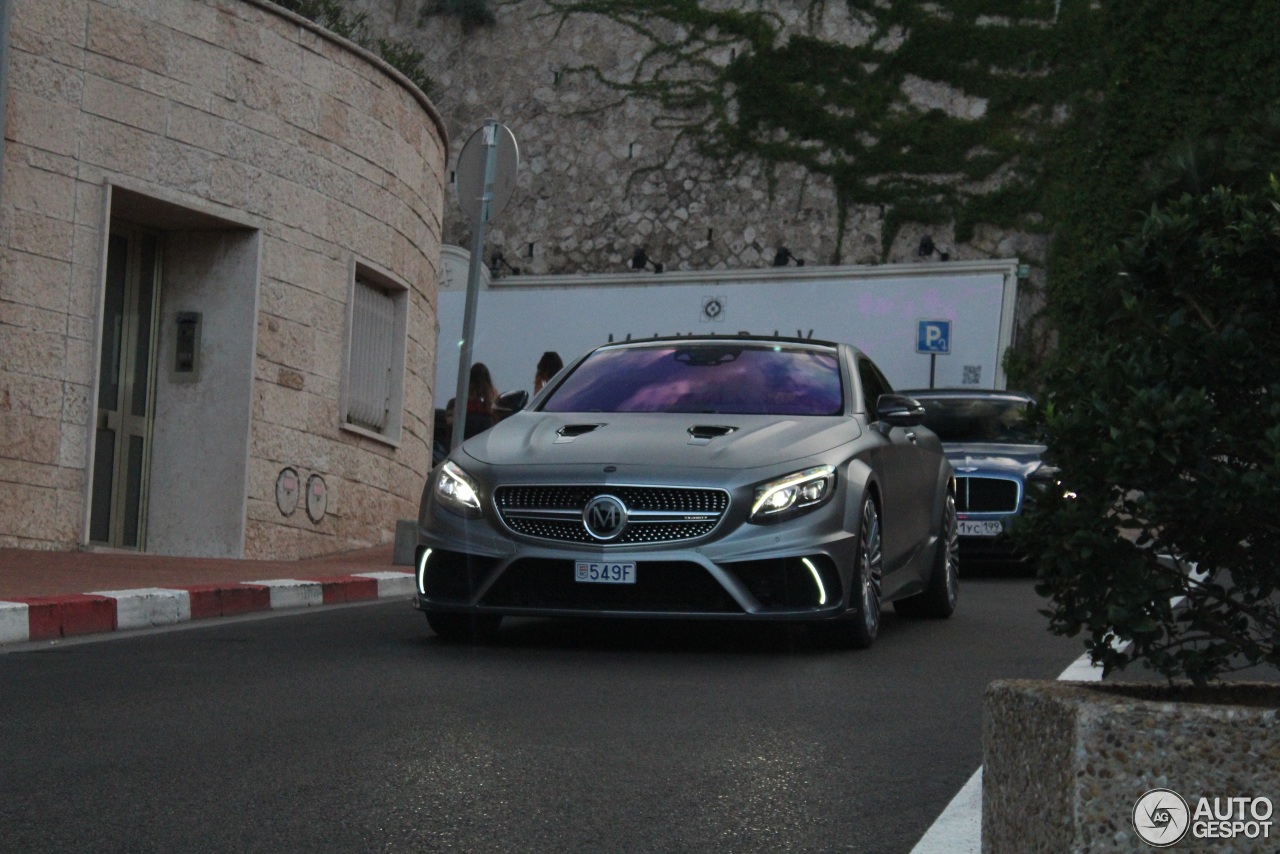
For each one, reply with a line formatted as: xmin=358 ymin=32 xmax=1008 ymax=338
xmin=450 ymin=119 xmax=500 ymax=451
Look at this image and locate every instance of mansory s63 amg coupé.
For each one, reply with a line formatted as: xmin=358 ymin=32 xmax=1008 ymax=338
xmin=414 ymin=336 xmax=958 ymax=648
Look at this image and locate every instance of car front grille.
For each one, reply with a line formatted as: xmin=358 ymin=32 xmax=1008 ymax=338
xmin=955 ymin=476 xmax=1021 ymax=514
xmin=494 ymin=485 xmax=730 ymax=545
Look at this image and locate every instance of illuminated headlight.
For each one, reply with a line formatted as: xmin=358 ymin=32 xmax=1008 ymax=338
xmin=434 ymin=461 xmax=482 ymax=518
xmin=750 ymin=465 xmax=836 ymax=522
xmin=1028 ymin=465 xmax=1076 ymax=501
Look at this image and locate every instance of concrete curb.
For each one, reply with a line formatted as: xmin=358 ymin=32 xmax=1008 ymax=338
xmin=0 ymin=571 xmax=414 ymax=645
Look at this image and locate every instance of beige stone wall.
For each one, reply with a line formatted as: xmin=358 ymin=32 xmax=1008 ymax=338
xmin=0 ymin=0 xmax=447 ymax=558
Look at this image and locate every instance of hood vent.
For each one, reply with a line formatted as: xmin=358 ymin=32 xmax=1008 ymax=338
xmin=555 ymin=423 xmax=604 ymax=444
xmin=688 ymin=425 xmax=738 ymax=446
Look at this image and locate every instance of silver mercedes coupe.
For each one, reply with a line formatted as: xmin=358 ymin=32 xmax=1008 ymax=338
xmin=414 ymin=336 xmax=958 ymax=647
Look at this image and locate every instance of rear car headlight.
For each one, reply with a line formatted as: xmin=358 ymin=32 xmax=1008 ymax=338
xmin=434 ymin=461 xmax=483 ymax=518
xmin=750 ymin=465 xmax=835 ymax=522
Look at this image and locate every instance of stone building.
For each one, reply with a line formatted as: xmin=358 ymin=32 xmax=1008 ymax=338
xmin=0 ymin=0 xmax=448 ymax=559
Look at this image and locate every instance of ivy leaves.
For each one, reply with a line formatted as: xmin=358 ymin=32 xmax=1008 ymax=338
xmin=543 ymin=0 xmax=1087 ymax=258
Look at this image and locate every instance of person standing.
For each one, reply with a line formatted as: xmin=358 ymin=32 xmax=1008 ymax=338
xmin=444 ymin=362 xmax=499 ymax=440
xmin=464 ymin=362 xmax=498 ymax=437
xmin=534 ymin=351 xmax=563 ymax=394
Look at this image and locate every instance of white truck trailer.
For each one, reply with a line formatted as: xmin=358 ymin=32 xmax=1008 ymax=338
xmin=434 ymin=248 xmax=1021 ymax=403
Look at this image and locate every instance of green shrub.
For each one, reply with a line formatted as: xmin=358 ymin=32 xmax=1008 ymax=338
xmin=276 ymin=0 xmax=434 ymax=95
xmin=1018 ymin=177 xmax=1280 ymax=685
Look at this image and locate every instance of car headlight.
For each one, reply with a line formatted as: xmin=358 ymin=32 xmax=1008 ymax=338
xmin=434 ymin=461 xmax=483 ymax=518
xmin=1027 ymin=465 xmax=1076 ymax=500
xmin=750 ymin=465 xmax=835 ymax=522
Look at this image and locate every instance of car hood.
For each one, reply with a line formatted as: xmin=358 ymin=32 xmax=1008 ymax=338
xmin=460 ymin=411 xmax=860 ymax=471
xmin=943 ymin=442 xmax=1048 ymax=479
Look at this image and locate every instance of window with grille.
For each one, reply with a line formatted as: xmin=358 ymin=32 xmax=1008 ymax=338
xmin=341 ymin=264 xmax=407 ymax=445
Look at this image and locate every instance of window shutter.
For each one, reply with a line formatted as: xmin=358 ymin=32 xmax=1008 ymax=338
xmin=347 ymin=278 xmax=395 ymax=432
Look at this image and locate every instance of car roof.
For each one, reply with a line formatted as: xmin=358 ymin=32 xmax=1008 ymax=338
xmin=901 ymin=388 xmax=1036 ymax=404
xmin=595 ymin=334 xmax=842 ymax=351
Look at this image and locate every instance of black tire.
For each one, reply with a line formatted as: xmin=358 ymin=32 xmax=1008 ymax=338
xmin=894 ymin=491 xmax=959 ymax=619
xmin=425 ymin=612 xmax=503 ymax=642
xmin=827 ymin=495 xmax=883 ymax=649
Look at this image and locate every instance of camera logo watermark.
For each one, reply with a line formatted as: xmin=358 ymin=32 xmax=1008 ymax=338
xmin=1133 ymin=789 xmax=1190 ymax=847
xmin=1133 ymin=788 xmax=1274 ymax=847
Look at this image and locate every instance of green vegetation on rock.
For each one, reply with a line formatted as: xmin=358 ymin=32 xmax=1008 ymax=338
xmin=276 ymin=0 xmax=435 ymax=95
xmin=542 ymin=1 xmax=1280 ymax=388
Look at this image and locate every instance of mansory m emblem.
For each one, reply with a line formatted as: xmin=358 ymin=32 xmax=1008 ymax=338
xmin=583 ymin=494 xmax=628 ymax=541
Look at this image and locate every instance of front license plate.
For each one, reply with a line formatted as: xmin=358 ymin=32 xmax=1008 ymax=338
xmin=575 ymin=561 xmax=637 ymax=584
xmin=959 ymin=520 xmax=1004 ymax=537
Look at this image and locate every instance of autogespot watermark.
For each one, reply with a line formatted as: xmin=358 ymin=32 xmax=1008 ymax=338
xmin=1133 ymin=788 xmax=1274 ymax=847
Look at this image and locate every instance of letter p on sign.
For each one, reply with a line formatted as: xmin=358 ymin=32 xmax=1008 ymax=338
xmin=917 ymin=320 xmax=951 ymax=354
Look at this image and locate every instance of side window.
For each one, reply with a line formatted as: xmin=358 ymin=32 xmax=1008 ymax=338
xmin=341 ymin=263 xmax=408 ymax=445
xmin=857 ymin=358 xmax=891 ymax=416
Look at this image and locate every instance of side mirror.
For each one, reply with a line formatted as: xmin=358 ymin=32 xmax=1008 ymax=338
xmin=876 ymin=394 xmax=926 ymax=428
xmin=494 ymin=389 xmax=529 ymax=421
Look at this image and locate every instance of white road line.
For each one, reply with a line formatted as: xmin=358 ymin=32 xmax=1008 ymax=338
xmin=911 ymin=555 xmax=1196 ymax=851
xmin=909 ymin=652 xmax=1104 ymax=853
xmin=911 ymin=768 xmax=983 ymax=854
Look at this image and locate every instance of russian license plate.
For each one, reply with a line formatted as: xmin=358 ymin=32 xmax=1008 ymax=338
xmin=959 ymin=520 xmax=1004 ymax=537
xmin=575 ymin=561 xmax=637 ymax=584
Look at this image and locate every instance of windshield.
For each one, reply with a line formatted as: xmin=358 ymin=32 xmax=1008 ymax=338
xmin=915 ymin=396 xmax=1036 ymax=443
xmin=542 ymin=343 xmax=844 ymax=415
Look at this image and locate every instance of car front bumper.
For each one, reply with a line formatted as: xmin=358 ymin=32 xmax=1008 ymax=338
xmin=413 ymin=493 xmax=860 ymax=623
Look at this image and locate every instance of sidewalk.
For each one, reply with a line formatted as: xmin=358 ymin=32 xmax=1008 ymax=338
xmin=0 ymin=544 xmax=415 ymax=646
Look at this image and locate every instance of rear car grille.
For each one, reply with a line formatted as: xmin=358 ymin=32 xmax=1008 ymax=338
xmin=494 ymin=485 xmax=730 ymax=545
xmin=956 ymin=476 xmax=1021 ymax=514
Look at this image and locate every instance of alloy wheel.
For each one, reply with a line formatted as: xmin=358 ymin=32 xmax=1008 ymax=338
xmin=859 ymin=498 xmax=883 ymax=637
xmin=943 ymin=493 xmax=959 ymax=609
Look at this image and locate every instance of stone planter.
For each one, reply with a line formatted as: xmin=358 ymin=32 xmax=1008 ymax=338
xmin=983 ymin=679 xmax=1280 ymax=853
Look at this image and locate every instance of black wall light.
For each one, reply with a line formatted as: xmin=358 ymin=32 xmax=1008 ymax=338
xmin=630 ymin=248 xmax=664 ymax=273
xmin=772 ymin=247 xmax=805 ymax=267
xmin=918 ymin=235 xmax=950 ymax=261
xmin=490 ymin=251 xmax=521 ymax=276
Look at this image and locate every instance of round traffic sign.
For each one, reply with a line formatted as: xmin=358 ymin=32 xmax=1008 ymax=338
xmin=455 ymin=122 xmax=519 ymax=225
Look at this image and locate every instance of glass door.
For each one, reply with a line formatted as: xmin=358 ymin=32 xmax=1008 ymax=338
xmin=90 ymin=229 xmax=160 ymax=549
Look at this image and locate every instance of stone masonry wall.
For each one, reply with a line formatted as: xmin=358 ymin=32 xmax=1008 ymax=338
xmin=354 ymin=0 xmax=1050 ymax=287
xmin=0 ymin=0 xmax=448 ymax=558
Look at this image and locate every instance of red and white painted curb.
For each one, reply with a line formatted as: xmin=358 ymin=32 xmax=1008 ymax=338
xmin=0 ymin=571 xmax=414 ymax=646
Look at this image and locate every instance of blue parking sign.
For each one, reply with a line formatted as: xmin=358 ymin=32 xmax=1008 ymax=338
xmin=917 ymin=320 xmax=951 ymax=354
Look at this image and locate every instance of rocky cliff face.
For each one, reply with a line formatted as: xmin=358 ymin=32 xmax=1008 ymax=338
xmin=353 ymin=0 xmax=1048 ymax=285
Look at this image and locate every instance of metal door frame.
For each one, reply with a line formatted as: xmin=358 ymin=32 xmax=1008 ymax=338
xmin=90 ymin=224 xmax=161 ymax=549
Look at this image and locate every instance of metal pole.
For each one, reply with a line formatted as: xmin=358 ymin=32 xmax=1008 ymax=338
xmin=0 ymin=0 xmax=13 ymax=216
xmin=929 ymin=353 xmax=937 ymax=389
xmin=449 ymin=119 xmax=499 ymax=451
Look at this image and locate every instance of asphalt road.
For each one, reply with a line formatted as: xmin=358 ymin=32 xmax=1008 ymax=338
xmin=0 ymin=574 xmax=1082 ymax=853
